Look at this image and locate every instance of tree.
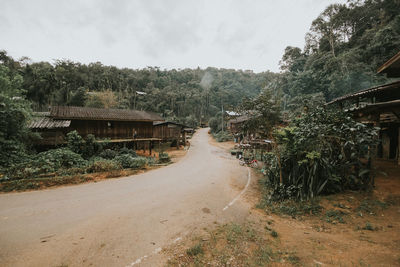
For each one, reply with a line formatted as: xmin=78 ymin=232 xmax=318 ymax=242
xmin=68 ymin=87 xmax=87 ymax=106
xmin=86 ymin=90 xmax=117 ymax=109
xmin=239 ymin=89 xmax=281 ymax=138
xmin=0 ymin=65 xmax=34 ymax=168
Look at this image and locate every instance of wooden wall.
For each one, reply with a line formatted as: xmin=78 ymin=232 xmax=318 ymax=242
xmin=69 ymin=120 xmax=154 ymax=139
xmin=153 ymin=124 xmax=181 ymax=140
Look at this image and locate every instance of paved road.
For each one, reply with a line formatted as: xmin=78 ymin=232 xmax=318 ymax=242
xmin=0 ymin=128 xmax=250 ymax=266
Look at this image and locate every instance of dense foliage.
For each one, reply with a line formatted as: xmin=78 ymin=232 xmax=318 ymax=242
xmin=262 ymin=108 xmax=378 ymax=201
xmin=278 ymin=0 xmax=400 ymax=103
xmin=0 ymin=65 xmax=36 ymax=168
xmin=0 ymin=50 xmax=277 ymax=127
xmin=2 ymin=131 xmax=168 ymax=181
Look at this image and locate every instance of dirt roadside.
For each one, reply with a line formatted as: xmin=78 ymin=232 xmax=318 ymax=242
xmin=165 ymin=141 xmax=400 ymax=266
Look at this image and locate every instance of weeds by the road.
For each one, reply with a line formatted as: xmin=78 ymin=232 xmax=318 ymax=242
xmin=166 ymin=222 xmax=300 ymax=266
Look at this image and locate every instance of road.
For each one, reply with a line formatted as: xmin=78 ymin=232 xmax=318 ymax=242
xmin=0 ymin=128 xmax=251 ymax=267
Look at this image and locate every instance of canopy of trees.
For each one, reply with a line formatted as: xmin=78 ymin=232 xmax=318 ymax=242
xmin=0 ymin=50 xmax=278 ymax=126
xmin=278 ymin=0 xmax=400 ymax=103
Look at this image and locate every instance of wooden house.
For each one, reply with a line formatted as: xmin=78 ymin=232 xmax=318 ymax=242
xmin=153 ymin=121 xmax=187 ymax=148
xmin=227 ymin=115 xmax=249 ymax=135
xmin=30 ymin=106 xmax=164 ymax=147
xmin=327 ymin=51 xmax=400 ymax=164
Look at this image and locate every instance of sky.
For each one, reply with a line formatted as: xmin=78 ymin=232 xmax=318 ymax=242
xmin=0 ymin=0 xmax=345 ymax=73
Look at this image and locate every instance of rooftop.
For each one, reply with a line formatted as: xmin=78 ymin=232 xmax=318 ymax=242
xmin=327 ymin=80 xmax=400 ymax=105
xmin=50 ymin=106 xmax=164 ymax=122
xmin=377 ymin=51 xmax=400 ymax=78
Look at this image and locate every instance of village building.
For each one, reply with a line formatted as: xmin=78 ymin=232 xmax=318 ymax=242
xmin=29 ymin=106 xmax=164 ymax=152
xmin=152 ymin=121 xmax=188 ymax=148
xmin=327 ymin=51 xmax=400 ymax=164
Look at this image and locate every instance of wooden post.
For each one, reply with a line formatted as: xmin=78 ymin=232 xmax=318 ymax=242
xmin=149 ymin=140 xmax=152 ymax=155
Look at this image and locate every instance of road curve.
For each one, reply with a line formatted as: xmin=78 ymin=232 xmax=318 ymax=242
xmin=0 ymin=128 xmax=250 ymax=266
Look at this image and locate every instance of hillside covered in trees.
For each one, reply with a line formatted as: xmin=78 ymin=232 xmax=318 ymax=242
xmin=278 ymin=0 xmax=400 ymax=105
xmin=0 ymin=51 xmax=277 ymax=126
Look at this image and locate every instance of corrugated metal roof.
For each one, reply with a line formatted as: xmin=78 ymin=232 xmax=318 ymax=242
xmin=50 ymin=106 xmax=164 ymax=122
xmin=153 ymin=121 xmax=187 ymax=128
xmin=377 ymin=51 xmax=400 ymax=77
xmin=327 ymin=81 xmax=400 ymax=105
xmin=29 ymin=116 xmax=71 ymax=129
xmin=228 ymin=115 xmax=249 ymax=124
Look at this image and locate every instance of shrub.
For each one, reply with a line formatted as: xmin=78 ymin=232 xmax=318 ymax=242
xmin=114 ymin=154 xmax=146 ymax=169
xmin=213 ymin=131 xmax=232 ymax=142
xmin=263 ymin=108 xmax=378 ymax=201
xmin=6 ymin=148 xmax=87 ymax=179
xmin=118 ymin=147 xmax=137 ymax=157
xmin=158 ymin=152 xmax=170 ymax=163
xmin=66 ymin=130 xmax=84 ymax=154
xmin=99 ymin=149 xmax=118 ymax=159
xmin=67 ymin=131 xmax=104 ymax=159
xmin=87 ymin=159 xmax=122 ymax=173
xmin=82 ymin=134 xmax=103 ymax=158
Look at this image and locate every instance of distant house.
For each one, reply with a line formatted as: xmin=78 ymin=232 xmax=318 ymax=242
xmin=153 ymin=121 xmax=188 ymax=148
xmin=29 ymin=106 xmax=164 ymax=146
xmin=227 ymin=115 xmax=249 ymax=134
xmin=328 ymin=51 xmax=400 ymax=163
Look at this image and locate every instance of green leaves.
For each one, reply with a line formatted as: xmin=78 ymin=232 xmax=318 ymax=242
xmin=265 ymin=107 xmax=378 ymax=201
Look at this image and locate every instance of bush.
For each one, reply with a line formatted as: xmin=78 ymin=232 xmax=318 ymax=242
xmin=66 ymin=131 xmax=104 ymax=158
xmin=118 ymin=147 xmax=137 ymax=157
xmin=114 ymin=154 xmax=147 ymax=169
xmin=158 ymin=152 xmax=170 ymax=163
xmin=66 ymin=130 xmax=84 ymax=154
xmin=99 ymin=149 xmax=118 ymax=159
xmin=82 ymin=134 xmax=103 ymax=158
xmin=213 ymin=131 xmax=232 ymax=142
xmin=6 ymin=148 xmax=87 ymax=179
xmin=86 ymin=159 xmax=122 ymax=173
xmin=263 ymin=108 xmax=378 ymax=201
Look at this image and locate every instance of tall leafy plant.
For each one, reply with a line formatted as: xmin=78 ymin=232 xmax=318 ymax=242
xmin=263 ymin=107 xmax=378 ymax=201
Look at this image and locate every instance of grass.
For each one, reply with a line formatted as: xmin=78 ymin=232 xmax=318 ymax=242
xmin=325 ymin=210 xmax=346 ymax=224
xmin=259 ymin=198 xmax=323 ymax=218
xmin=186 ymin=243 xmax=203 ymax=257
xmin=167 ymin=222 xmax=299 ymax=266
xmin=357 ymin=199 xmax=388 ymax=216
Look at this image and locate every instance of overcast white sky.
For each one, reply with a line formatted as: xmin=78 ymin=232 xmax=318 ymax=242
xmin=1 ymin=0 xmax=345 ymax=72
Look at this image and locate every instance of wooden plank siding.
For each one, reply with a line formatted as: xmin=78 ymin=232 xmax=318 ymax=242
xmin=69 ymin=120 xmax=154 ymax=139
xmin=30 ymin=106 xmax=164 ymax=146
xmin=153 ymin=124 xmax=181 ymax=141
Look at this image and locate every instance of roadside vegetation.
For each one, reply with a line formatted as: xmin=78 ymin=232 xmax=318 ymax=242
xmin=0 ymin=130 xmax=170 ymax=192
xmin=166 ymin=222 xmax=300 ymax=267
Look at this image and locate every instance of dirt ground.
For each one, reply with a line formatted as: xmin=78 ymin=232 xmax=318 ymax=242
xmin=166 ymin=141 xmax=400 ymax=266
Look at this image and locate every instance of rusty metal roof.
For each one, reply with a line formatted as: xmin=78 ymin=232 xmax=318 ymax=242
xmin=29 ymin=116 xmax=71 ymax=129
xmin=228 ymin=115 xmax=249 ymax=124
xmin=50 ymin=106 xmax=164 ymax=122
xmin=326 ymin=80 xmax=400 ymax=105
xmin=153 ymin=121 xmax=187 ymax=128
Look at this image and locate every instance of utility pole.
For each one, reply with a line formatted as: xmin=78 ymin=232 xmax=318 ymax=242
xmin=221 ymin=102 xmax=224 ymax=132
xmin=133 ymin=91 xmax=137 ymax=110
